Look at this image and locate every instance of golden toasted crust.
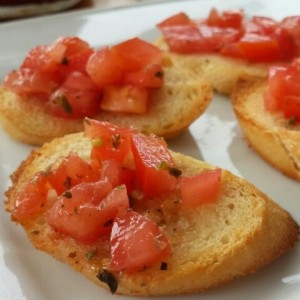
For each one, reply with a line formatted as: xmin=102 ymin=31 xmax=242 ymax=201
xmin=0 ymin=52 xmax=212 ymax=145
xmin=5 ymin=133 xmax=299 ymax=296
xmin=155 ymin=37 xmax=268 ymax=95
xmin=231 ymin=78 xmax=300 ymax=180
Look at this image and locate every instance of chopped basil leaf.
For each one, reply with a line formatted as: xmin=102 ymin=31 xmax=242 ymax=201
xmin=85 ymin=248 xmax=98 ymax=260
xmin=155 ymin=70 xmax=164 ymax=78
xmin=61 ymin=56 xmax=69 ymax=65
xmin=168 ymin=167 xmax=182 ymax=178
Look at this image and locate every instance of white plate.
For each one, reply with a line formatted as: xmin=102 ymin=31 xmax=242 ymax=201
xmin=0 ymin=0 xmax=299 ymax=299
xmin=0 ymin=0 xmax=83 ymax=20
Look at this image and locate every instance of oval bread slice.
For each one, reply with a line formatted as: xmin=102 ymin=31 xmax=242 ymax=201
xmin=5 ymin=132 xmax=299 ymax=296
xmin=0 ymin=52 xmax=212 ymax=145
xmin=231 ymin=78 xmax=300 ymax=180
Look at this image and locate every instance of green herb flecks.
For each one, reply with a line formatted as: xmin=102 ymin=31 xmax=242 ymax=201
xmin=85 ymin=248 xmax=98 ymax=260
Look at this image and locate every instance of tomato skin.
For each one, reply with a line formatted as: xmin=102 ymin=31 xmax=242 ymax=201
xmin=12 ymin=172 xmax=49 ymax=221
xmin=47 ymin=181 xmax=129 ymax=244
xmin=281 ymin=16 xmax=300 ymax=55
xmin=131 ymin=133 xmax=177 ymax=197
xmin=110 ymin=210 xmax=171 ymax=272
xmin=47 ymin=72 xmax=100 ymax=118
xmin=100 ymin=85 xmax=148 ymax=114
xmin=179 ymin=169 xmax=221 ymax=208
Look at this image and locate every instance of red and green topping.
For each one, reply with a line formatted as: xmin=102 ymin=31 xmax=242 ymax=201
xmin=12 ymin=120 xmax=221 ymax=276
xmin=264 ymin=59 xmax=300 ymax=124
xmin=157 ymin=8 xmax=300 ymax=63
xmin=3 ymin=37 xmax=164 ymax=118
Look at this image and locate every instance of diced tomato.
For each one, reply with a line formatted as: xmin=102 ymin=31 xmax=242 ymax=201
xmin=110 ymin=210 xmax=171 ymax=272
xmin=157 ymin=12 xmax=192 ymax=28
xmin=158 ymin=9 xmax=298 ymax=63
xmin=111 ymin=38 xmax=163 ymax=72
xmin=264 ymin=61 xmax=300 ymax=123
xmin=47 ymin=72 xmax=100 ymax=118
xmin=247 ymin=17 xmax=278 ymax=35
xmin=222 ymin=33 xmax=281 ymax=62
xmin=281 ymin=16 xmax=300 ymax=55
xmin=86 ymin=47 xmax=123 ymax=89
xmin=12 ymin=172 xmax=49 ymax=221
xmin=22 ymin=45 xmax=60 ymax=76
xmin=47 ymin=181 xmax=129 ymax=244
xmin=206 ymin=8 xmax=243 ymax=29
xmin=179 ymin=169 xmax=221 ymax=208
xmin=159 ymin=25 xmax=213 ymax=54
xmin=84 ymin=119 xmax=135 ymax=164
xmin=123 ymin=64 xmax=164 ymax=88
xmin=131 ymin=133 xmax=177 ymax=198
xmin=3 ymin=68 xmax=58 ymax=99
xmin=46 ymin=152 xmax=100 ymax=196
xmin=100 ymin=85 xmax=148 ymax=114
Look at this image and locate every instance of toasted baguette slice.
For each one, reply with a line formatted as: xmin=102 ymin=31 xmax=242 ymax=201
xmin=5 ymin=132 xmax=299 ymax=296
xmin=0 ymin=53 xmax=212 ymax=146
xmin=155 ymin=37 xmax=268 ymax=95
xmin=231 ymin=78 xmax=300 ymax=180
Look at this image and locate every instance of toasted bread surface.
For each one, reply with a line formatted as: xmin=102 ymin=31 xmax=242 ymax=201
xmin=231 ymin=78 xmax=300 ymax=180
xmin=155 ymin=37 xmax=268 ymax=95
xmin=0 ymin=52 xmax=212 ymax=145
xmin=5 ymin=132 xmax=299 ymax=296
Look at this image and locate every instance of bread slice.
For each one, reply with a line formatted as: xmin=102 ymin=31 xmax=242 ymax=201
xmin=5 ymin=132 xmax=299 ymax=296
xmin=0 ymin=52 xmax=212 ymax=145
xmin=155 ymin=37 xmax=268 ymax=95
xmin=231 ymin=78 xmax=300 ymax=180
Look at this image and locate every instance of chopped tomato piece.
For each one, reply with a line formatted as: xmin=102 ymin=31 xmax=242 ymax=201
xmin=179 ymin=169 xmax=221 ymax=208
xmin=84 ymin=119 xmax=135 ymax=164
xmin=46 ymin=152 xmax=100 ymax=196
xmin=110 ymin=210 xmax=171 ymax=272
xmin=12 ymin=172 xmax=49 ymax=221
xmin=222 ymin=33 xmax=281 ymax=62
xmin=123 ymin=64 xmax=164 ymax=88
xmin=264 ymin=61 xmax=300 ymax=123
xmin=3 ymin=68 xmax=58 ymax=99
xmin=86 ymin=47 xmax=123 ymax=89
xmin=100 ymin=85 xmax=148 ymax=114
xmin=47 ymin=181 xmax=129 ymax=244
xmin=111 ymin=37 xmax=163 ymax=72
xmin=281 ymin=16 xmax=300 ymax=54
xmin=47 ymin=72 xmax=100 ymax=118
xmin=157 ymin=12 xmax=192 ymax=28
xmin=206 ymin=8 xmax=243 ymax=29
xmin=131 ymin=133 xmax=177 ymax=197
xmin=157 ymin=9 xmax=299 ymax=63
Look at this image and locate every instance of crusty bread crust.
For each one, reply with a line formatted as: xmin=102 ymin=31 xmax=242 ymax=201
xmin=231 ymin=78 xmax=300 ymax=181
xmin=0 ymin=52 xmax=212 ymax=145
xmin=5 ymin=133 xmax=299 ymax=296
xmin=155 ymin=37 xmax=268 ymax=95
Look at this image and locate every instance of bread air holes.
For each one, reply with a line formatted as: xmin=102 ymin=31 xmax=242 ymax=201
xmin=221 ymin=234 xmax=230 ymax=245
xmin=227 ymin=203 xmax=235 ymax=210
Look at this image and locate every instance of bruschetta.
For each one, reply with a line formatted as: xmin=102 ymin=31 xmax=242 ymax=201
xmin=0 ymin=36 xmax=212 ymax=145
xmin=155 ymin=9 xmax=300 ymax=95
xmin=5 ymin=119 xmax=299 ymax=296
xmin=231 ymin=59 xmax=300 ymax=180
